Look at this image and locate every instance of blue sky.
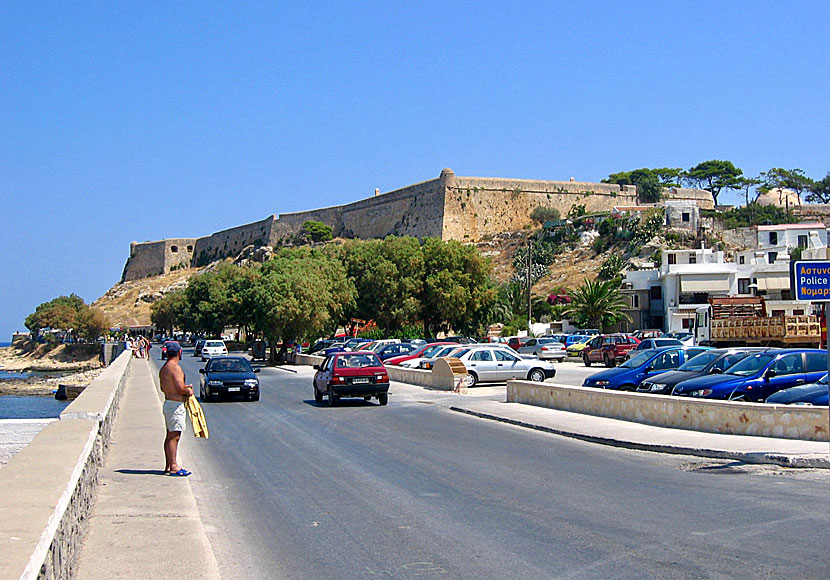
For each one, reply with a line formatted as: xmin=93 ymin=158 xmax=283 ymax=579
xmin=2 ymin=1 xmax=829 ymax=339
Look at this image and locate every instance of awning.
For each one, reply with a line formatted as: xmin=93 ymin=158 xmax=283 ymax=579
xmin=680 ymin=275 xmax=731 ymax=293
xmin=756 ymin=273 xmax=790 ymax=291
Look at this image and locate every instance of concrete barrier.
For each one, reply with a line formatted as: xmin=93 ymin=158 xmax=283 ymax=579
xmin=507 ymin=381 xmax=830 ymax=442
xmin=296 ymin=353 xmax=324 ymax=367
xmin=0 ymin=350 xmax=132 ymax=580
xmin=297 ymin=353 xmax=461 ymax=391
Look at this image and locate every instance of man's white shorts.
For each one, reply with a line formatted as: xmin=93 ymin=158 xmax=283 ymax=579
xmin=163 ymin=400 xmax=187 ymax=432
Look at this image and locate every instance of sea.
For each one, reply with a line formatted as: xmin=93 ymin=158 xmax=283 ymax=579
xmin=1 ymin=342 xmax=70 ymax=418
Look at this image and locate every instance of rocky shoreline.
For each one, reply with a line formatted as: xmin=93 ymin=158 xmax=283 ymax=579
xmin=0 ymin=346 xmax=104 ymax=397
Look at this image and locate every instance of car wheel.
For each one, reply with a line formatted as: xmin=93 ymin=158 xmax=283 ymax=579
xmin=604 ymin=354 xmax=615 ymax=368
xmin=466 ymin=372 xmax=479 ymax=387
xmin=619 ymin=384 xmax=636 ymax=392
xmin=583 ymin=353 xmax=591 ymax=367
xmin=528 ymin=368 xmax=546 ymax=382
xmin=378 ymin=393 xmax=388 ymax=406
xmin=314 ymin=385 xmax=323 ymax=404
xmin=728 ymin=392 xmax=747 ymax=402
xmin=327 ymin=388 xmax=337 ymax=406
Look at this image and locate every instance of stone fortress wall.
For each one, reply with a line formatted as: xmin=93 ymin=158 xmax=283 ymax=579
xmin=121 ymin=168 xmax=714 ymax=281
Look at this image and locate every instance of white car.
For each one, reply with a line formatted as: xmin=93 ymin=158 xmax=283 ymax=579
xmin=448 ymin=345 xmax=556 ymax=386
xmin=201 ymin=340 xmax=228 ymax=361
xmin=516 ymin=338 xmax=567 ymax=361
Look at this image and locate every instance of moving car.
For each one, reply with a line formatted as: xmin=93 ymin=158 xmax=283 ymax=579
xmin=446 ymin=345 xmax=556 ymax=387
xmin=199 ymin=356 xmax=260 ymax=401
xmin=671 ymin=349 xmax=828 ymax=402
xmin=766 ymin=374 xmax=829 ymax=405
xmin=193 ymin=339 xmax=206 ymax=357
xmin=516 ymin=338 xmax=567 ymax=361
xmin=161 ymin=340 xmax=180 ymax=360
xmin=582 ymin=346 xmax=711 ymax=391
xmin=637 ymin=348 xmax=769 ymax=395
xmin=201 ymin=340 xmax=228 ymax=361
xmin=313 ymin=351 xmax=390 ymax=406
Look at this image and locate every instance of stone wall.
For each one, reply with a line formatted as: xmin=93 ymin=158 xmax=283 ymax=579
xmin=120 ymin=168 xmax=714 ymax=281
xmin=121 ymin=238 xmax=197 ymax=282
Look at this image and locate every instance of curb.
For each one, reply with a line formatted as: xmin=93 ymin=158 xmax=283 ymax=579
xmin=449 ymin=407 xmax=830 ymax=469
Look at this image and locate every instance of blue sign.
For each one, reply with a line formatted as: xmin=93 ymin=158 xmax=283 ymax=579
xmin=794 ymin=260 xmax=830 ymax=301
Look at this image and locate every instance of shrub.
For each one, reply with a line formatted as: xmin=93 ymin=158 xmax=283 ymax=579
xmin=530 ymin=206 xmax=561 ymax=225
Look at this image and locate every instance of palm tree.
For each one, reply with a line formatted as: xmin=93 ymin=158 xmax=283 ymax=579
xmin=562 ymin=278 xmax=630 ymax=331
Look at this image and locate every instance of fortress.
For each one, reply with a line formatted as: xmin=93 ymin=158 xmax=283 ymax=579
xmin=121 ymin=168 xmax=713 ymax=281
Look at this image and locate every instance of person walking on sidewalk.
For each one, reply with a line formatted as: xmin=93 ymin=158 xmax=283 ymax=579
xmin=159 ymin=341 xmax=193 ymax=476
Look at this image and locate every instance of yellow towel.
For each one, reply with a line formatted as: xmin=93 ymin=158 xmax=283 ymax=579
xmin=184 ymin=396 xmax=209 ymax=439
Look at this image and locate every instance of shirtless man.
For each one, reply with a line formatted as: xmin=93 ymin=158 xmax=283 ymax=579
xmin=159 ymin=341 xmax=193 ymax=476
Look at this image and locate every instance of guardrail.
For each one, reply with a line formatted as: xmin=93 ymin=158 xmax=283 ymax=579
xmin=507 ymin=380 xmax=829 ymax=442
xmin=0 ymin=349 xmax=132 ymax=580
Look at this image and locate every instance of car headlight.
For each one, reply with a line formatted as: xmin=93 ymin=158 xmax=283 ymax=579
xmin=207 ymin=380 xmax=223 ymax=386
xmin=649 ymin=383 xmax=665 ymax=392
xmin=690 ymin=389 xmax=713 ymax=397
xmin=244 ymin=379 xmax=258 ymax=387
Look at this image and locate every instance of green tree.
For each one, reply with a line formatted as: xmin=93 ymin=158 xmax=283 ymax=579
xmin=636 ymin=173 xmax=663 ymax=203
xmin=529 ymin=206 xmax=561 ymax=225
xmin=74 ymin=306 xmax=110 ymax=341
xmin=561 ymin=278 xmax=630 ymax=331
xmin=807 ymin=172 xmax=830 ymax=204
xmin=150 ymin=290 xmax=187 ymax=337
xmin=25 ymin=294 xmax=86 ymax=334
xmin=759 ymin=168 xmax=814 ymax=205
xmin=297 ymin=220 xmax=334 ymax=244
xmin=683 ymin=160 xmax=743 ymax=206
xmin=419 ymin=238 xmax=497 ymax=338
xmin=341 ymin=236 xmax=424 ymax=333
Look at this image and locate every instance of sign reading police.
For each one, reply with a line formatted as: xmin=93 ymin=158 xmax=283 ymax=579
xmin=794 ymin=260 xmax=830 ymax=301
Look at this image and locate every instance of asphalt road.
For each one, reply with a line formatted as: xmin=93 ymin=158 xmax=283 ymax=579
xmin=161 ymin=349 xmax=830 ymax=580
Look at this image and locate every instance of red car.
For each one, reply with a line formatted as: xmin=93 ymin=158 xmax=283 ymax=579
xmin=582 ymin=334 xmax=640 ymax=367
xmin=313 ymin=351 xmax=389 ymax=406
xmin=384 ymin=342 xmax=458 ymax=366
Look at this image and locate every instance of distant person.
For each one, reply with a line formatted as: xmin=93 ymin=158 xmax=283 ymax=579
xmin=158 ymin=342 xmax=192 ymax=476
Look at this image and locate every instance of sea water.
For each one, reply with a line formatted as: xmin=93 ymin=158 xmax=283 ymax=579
xmin=0 ymin=396 xmax=69 ymax=419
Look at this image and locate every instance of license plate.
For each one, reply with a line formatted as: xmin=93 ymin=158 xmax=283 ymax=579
xmin=227 ymin=387 xmax=241 ymax=392
xmin=352 ymin=378 xmax=369 ymax=384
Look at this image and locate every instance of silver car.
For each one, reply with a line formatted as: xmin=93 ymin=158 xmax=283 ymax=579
xmin=516 ymin=338 xmax=567 ymax=361
xmin=448 ymin=346 xmax=556 ymax=386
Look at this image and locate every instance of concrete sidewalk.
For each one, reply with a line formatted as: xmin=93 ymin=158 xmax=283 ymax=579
xmin=75 ymin=359 xmax=220 ymax=580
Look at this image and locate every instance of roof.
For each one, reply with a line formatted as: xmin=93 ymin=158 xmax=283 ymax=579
xmin=757 ymin=222 xmax=825 ymax=231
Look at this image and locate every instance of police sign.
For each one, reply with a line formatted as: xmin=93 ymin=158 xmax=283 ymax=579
xmin=794 ymin=260 xmax=830 ymax=301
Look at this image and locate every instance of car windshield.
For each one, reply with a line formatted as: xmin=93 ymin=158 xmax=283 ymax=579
xmin=725 ymin=353 xmax=777 ymax=376
xmin=678 ymin=351 xmax=719 ymax=371
xmin=620 ymin=350 xmax=657 ymax=368
xmin=447 ymin=347 xmax=469 ymax=358
xmin=336 ymin=353 xmax=381 ymax=368
xmin=205 ymin=341 xmax=224 ymax=347
xmin=208 ymin=358 xmax=251 ymax=372
xmin=421 ymin=345 xmax=446 ymax=357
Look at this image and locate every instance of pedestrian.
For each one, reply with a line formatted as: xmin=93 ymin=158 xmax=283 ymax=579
xmin=158 ymin=341 xmax=193 ymax=476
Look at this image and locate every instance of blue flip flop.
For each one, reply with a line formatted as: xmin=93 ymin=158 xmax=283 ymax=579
xmin=167 ymin=468 xmax=191 ymax=477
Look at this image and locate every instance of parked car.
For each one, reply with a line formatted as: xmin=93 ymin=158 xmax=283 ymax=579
xmin=671 ymin=349 xmax=828 ymax=402
xmin=365 ymin=339 xmax=402 ymax=352
xmin=576 ymin=328 xmax=601 ymax=335
xmin=582 ymin=346 xmax=712 ymax=391
xmin=201 ymin=340 xmax=228 ymax=361
xmin=344 ymin=338 xmax=372 ymax=350
xmin=312 ymin=351 xmax=389 ymax=406
xmin=662 ymin=332 xmax=695 ymax=346
xmin=632 ymin=329 xmax=663 ymax=340
xmin=384 ymin=342 xmax=458 ymax=366
xmin=506 ymin=336 xmax=533 ymax=351
xmin=564 ymin=335 xmax=590 ymax=347
xmin=766 ymin=374 xmax=829 ymax=405
xmin=517 ymin=338 xmax=567 ymax=361
xmin=582 ymin=334 xmax=640 ymax=366
xmin=567 ymin=336 xmax=593 ymax=357
xmin=409 ymin=345 xmax=468 ymax=369
xmin=637 ymin=348 xmax=770 ymax=395
xmin=199 ymin=356 xmax=260 ymax=401
xmin=193 ymin=339 xmax=206 ymax=357
xmin=630 ymin=338 xmax=684 ymax=354
xmin=308 ymin=339 xmax=337 ymax=354
xmin=375 ymin=342 xmax=418 ymax=361
xmin=446 ymin=345 xmax=556 ymax=387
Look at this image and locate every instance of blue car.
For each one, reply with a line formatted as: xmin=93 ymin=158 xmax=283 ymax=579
xmin=672 ymin=349 xmax=828 ymax=402
xmin=582 ymin=346 xmax=712 ymax=391
xmin=765 ymin=374 xmax=829 ymax=406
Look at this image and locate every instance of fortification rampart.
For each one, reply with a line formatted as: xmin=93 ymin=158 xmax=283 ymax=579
xmin=120 ymin=168 xmax=715 ymax=281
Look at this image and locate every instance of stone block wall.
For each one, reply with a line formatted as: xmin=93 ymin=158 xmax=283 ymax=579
xmin=121 ymin=238 xmax=197 ymax=282
xmin=192 ymin=216 xmax=276 ymax=267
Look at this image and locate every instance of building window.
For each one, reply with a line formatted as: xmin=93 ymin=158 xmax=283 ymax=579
xmin=668 ymin=254 xmax=676 ymax=265
xmin=187 ymin=245 xmax=193 ymax=252
xmin=682 ymin=318 xmax=691 ymax=329
xmin=768 ymin=251 xmax=778 ymax=263
xmin=771 ymin=310 xmax=785 ymax=317
xmin=738 ymin=278 xmax=751 ymax=294
xmin=798 ymin=235 xmax=808 ymax=249
xmin=632 ymin=295 xmax=640 ymax=308
xmin=689 ymin=255 xmax=697 ymax=264
xmin=794 ymin=309 xmax=805 ymax=315
xmin=739 ymin=255 xmax=745 ymax=265
xmin=781 ymin=289 xmax=792 ymax=300
xmin=650 ymin=286 xmax=662 ymax=300
xmin=170 ymin=246 xmax=178 ymax=253
xmin=682 ymin=212 xmax=690 ymax=222
xmin=769 ymin=232 xmax=778 ymax=245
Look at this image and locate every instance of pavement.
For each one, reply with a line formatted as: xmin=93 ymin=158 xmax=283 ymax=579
xmin=74 ymin=358 xmax=830 ymax=578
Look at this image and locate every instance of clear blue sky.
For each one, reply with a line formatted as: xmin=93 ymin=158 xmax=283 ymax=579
xmin=2 ymin=1 xmax=829 ymax=340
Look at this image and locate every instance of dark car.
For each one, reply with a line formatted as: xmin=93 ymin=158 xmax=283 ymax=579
xmin=193 ymin=339 xmax=206 ymax=357
xmin=766 ymin=374 xmax=829 ymax=406
xmin=199 ymin=356 xmax=260 ymax=401
xmin=313 ymin=351 xmax=390 ymax=406
xmin=375 ymin=342 xmax=418 ymax=361
xmin=672 ymin=349 xmax=828 ymax=402
xmin=582 ymin=346 xmax=711 ymax=391
xmin=161 ymin=340 xmax=180 ymax=360
xmin=637 ymin=348 xmax=770 ymax=395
